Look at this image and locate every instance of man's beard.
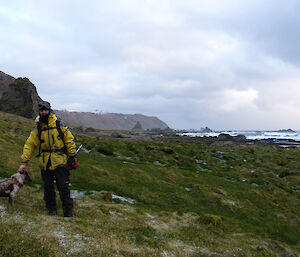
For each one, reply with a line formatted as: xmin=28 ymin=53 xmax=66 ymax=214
xmin=40 ymin=114 xmax=49 ymax=123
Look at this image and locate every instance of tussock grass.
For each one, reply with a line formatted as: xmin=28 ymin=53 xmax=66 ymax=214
xmin=0 ymin=111 xmax=299 ymax=256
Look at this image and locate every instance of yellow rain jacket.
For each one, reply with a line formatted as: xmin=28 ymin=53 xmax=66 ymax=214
xmin=21 ymin=113 xmax=76 ymax=170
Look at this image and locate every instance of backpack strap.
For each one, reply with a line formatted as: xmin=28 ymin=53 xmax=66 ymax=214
xmin=36 ymin=119 xmax=67 ymax=157
xmin=37 ymin=123 xmax=44 ymax=157
xmin=56 ymin=119 xmax=67 ymax=154
xmin=56 ymin=119 xmax=64 ymax=141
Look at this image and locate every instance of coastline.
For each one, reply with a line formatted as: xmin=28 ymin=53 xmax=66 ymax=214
xmin=72 ymin=127 xmax=300 ymax=148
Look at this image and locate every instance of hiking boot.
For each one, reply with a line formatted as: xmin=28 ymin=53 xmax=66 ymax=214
xmin=48 ymin=209 xmax=57 ymax=216
xmin=63 ymin=209 xmax=75 ymax=218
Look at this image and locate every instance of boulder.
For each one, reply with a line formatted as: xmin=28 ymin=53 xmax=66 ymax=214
xmin=233 ymin=134 xmax=247 ymax=142
xmin=217 ymin=133 xmax=246 ymax=142
xmin=218 ymin=133 xmax=233 ymax=141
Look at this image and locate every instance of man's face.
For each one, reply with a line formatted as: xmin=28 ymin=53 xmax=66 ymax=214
xmin=39 ymin=109 xmax=50 ymax=116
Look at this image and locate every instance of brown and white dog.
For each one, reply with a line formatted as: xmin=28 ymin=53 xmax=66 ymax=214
xmin=0 ymin=171 xmax=31 ymax=205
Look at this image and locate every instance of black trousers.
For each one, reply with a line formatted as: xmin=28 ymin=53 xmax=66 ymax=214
xmin=41 ymin=167 xmax=73 ymax=212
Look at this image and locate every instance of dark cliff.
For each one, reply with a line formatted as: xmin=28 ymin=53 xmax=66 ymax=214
xmin=0 ymin=71 xmax=42 ymax=118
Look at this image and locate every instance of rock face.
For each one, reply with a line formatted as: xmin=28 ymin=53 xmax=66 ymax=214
xmin=0 ymin=71 xmax=42 ymax=118
xmin=55 ymin=110 xmax=169 ymax=130
xmin=0 ymin=71 xmax=15 ymax=99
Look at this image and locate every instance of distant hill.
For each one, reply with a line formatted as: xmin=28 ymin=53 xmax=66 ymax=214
xmin=55 ymin=110 xmax=169 ymax=130
xmin=0 ymin=71 xmax=42 ymax=118
xmin=0 ymin=70 xmax=169 ymax=129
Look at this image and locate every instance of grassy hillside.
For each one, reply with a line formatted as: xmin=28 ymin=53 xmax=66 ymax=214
xmin=0 ymin=111 xmax=299 ymax=257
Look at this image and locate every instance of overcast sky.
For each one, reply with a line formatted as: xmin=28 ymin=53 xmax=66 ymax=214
xmin=1 ymin=0 xmax=300 ymax=130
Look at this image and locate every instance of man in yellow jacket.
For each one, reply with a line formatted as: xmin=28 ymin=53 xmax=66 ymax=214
xmin=18 ymin=101 xmax=77 ymax=217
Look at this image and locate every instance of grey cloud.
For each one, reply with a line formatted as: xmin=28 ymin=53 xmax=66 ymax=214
xmin=1 ymin=1 xmax=300 ymax=129
xmin=184 ymin=0 xmax=300 ymax=66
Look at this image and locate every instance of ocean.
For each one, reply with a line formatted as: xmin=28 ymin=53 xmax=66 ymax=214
xmin=179 ymin=131 xmax=300 ymax=140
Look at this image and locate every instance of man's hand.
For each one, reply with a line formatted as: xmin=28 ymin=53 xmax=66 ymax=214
xmin=67 ymin=156 xmax=76 ymax=167
xmin=67 ymin=156 xmax=78 ymax=170
xmin=18 ymin=164 xmax=27 ymax=173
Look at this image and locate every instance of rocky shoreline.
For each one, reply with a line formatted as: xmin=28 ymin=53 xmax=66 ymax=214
xmin=157 ymin=133 xmax=300 ymax=148
xmin=73 ymin=127 xmax=300 ymax=148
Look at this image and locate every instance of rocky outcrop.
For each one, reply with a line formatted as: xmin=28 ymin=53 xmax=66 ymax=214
xmin=201 ymin=126 xmax=213 ymax=132
xmin=132 ymin=121 xmax=143 ymax=130
xmin=0 ymin=71 xmax=15 ymax=99
xmin=54 ymin=110 xmax=169 ymax=130
xmin=218 ymin=133 xmax=246 ymax=142
xmin=0 ymin=71 xmax=42 ymax=118
xmin=277 ymin=129 xmax=295 ymax=133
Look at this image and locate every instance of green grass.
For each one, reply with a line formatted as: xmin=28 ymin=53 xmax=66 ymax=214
xmin=0 ymin=111 xmax=299 ymax=256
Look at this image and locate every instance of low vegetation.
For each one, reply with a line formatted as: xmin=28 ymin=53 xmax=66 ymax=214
xmin=0 ymin=111 xmax=299 ymax=256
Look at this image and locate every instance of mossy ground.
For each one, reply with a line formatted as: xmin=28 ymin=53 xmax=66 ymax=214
xmin=0 ymin=111 xmax=299 ymax=257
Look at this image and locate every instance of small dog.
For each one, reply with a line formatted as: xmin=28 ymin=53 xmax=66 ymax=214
xmin=0 ymin=170 xmax=31 ymax=205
